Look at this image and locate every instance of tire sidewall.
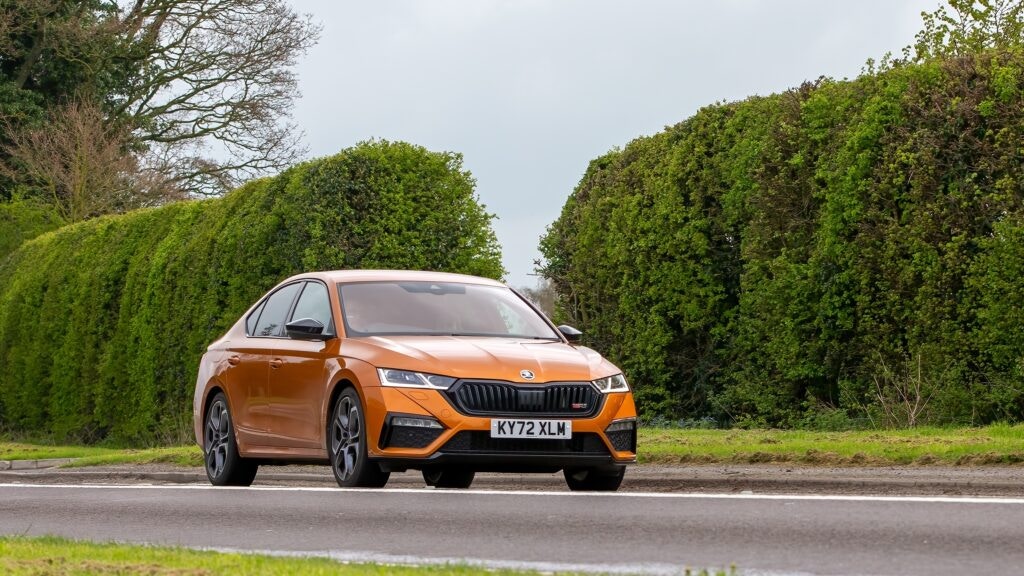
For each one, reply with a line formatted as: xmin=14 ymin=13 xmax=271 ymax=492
xmin=204 ymin=392 xmax=245 ymax=486
xmin=330 ymin=388 xmax=380 ymax=487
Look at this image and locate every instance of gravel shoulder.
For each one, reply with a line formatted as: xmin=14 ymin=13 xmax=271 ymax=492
xmin=2 ymin=462 xmax=1022 ymax=496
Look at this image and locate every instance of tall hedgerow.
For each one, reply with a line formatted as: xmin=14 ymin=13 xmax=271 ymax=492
xmin=540 ymin=51 xmax=1024 ymax=427
xmin=0 ymin=198 xmax=62 ymax=262
xmin=0 ymin=140 xmax=503 ymax=444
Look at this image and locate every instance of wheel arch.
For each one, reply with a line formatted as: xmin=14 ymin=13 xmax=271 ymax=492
xmin=199 ymin=384 xmax=226 ymax=450
xmin=325 ymin=377 xmax=358 ymax=445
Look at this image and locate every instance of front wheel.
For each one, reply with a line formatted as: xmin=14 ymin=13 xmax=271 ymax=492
xmin=563 ymin=466 xmax=625 ymax=492
xmin=329 ymin=388 xmax=390 ymax=488
xmin=203 ymin=393 xmax=258 ymax=486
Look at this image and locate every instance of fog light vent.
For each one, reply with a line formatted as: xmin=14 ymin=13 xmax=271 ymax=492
xmin=605 ymin=418 xmax=637 ymax=452
xmin=380 ymin=414 xmax=445 ymax=449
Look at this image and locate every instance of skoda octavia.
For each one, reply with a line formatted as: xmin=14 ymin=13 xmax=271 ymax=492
xmin=193 ymin=270 xmax=637 ymax=490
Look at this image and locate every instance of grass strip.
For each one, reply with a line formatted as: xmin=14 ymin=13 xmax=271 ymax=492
xmin=0 ymin=442 xmax=201 ymax=467
xmin=6 ymin=424 xmax=1024 ymax=469
xmin=638 ymin=423 xmax=1024 ymax=466
xmin=0 ymin=536 xmax=735 ymax=575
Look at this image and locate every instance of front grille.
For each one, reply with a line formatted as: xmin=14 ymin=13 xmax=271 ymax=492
xmin=446 ymin=381 xmax=602 ymax=417
xmin=607 ymin=429 xmax=636 ymax=452
xmin=441 ymin=431 xmax=609 ymax=455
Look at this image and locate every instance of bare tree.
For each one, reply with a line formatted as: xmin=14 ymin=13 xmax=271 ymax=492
xmin=2 ymin=98 xmax=183 ymax=222
xmin=108 ymin=0 xmax=319 ymax=195
xmin=2 ymin=0 xmax=320 ymax=203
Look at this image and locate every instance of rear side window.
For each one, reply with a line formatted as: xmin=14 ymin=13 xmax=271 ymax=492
xmin=253 ymin=283 xmax=302 ymax=337
xmin=245 ymin=301 xmax=266 ymax=336
xmin=290 ymin=281 xmax=335 ymax=335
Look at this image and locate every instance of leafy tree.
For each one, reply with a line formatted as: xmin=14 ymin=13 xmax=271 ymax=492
xmin=909 ymin=0 xmax=1024 ymax=61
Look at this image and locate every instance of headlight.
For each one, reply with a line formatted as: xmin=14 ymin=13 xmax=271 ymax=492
xmin=592 ymin=373 xmax=629 ymax=393
xmin=377 ymin=368 xmax=456 ymax=390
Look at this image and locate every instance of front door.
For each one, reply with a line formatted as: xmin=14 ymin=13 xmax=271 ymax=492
xmin=268 ymin=280 xmax=336 ymax=448
xmin=228 ymin=281 xmax=303 ymax=446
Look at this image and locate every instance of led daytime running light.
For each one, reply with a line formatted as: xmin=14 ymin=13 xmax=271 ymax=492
xmin=592 ymin=373 xmax=629 ymax=393
xmin=377 ymin=368 xmax=456 ymax=390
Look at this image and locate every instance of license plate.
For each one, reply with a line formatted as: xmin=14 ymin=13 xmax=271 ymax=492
xmin=490 ymin=419 xmax=571 ymax=439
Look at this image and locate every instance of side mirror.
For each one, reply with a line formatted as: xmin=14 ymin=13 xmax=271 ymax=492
xmin=558 ymin=324 xmax=582 ymax=343
xmin=285 ymin=318 xmax=332 ymax=341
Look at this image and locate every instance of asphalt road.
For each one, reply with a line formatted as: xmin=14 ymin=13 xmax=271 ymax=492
xmin=2 ymin=484 xmax=1023 ymax=575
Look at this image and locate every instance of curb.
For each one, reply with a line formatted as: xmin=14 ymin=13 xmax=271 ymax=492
xmin=0 ymin=458 xmax=77 ymax=471
xmin=2 ymin=464 xmax=1024 ymax=496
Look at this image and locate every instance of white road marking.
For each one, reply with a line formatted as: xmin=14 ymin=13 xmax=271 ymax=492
xmin=2 ymin=482 xmax=1024 ymax=504
xmin=206 ymin=546 xmax=748 ymax=576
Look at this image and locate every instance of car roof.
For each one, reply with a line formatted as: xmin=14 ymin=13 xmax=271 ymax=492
xmin=285 ymin=269 xmax=507 ymax=287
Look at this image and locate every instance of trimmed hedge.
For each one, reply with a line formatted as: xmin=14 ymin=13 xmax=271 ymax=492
xmin=0 ymin=140 xmax=503 ymax=444
xmin=0 ymin=198 xmax=62 ymax=262
xmin=540 ymin=52 xmax=1024 ymax=427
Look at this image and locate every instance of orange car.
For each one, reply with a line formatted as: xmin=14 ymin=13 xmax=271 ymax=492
xmin=193 ymin=270 xmax=637 ymax=491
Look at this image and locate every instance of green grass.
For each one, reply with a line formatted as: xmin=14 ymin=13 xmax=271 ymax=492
xmin=7 ymin=424 xmax=1024 ymax=469
xmin=638 ymin=423 xmax=1024 ymax=465
xmin=1 ymin=442 xmax=121 ymax=461
xmin=0 ymin=441 xmax=202 ymax=467
xmin=0 ymin=536 xmax=535 ymax=575
xmin=0 ymin=537 xmax=736 ymax=575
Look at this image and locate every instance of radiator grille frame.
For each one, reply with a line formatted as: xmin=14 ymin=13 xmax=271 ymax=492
xmin=444 ymin=380 xmax=604 ymax=418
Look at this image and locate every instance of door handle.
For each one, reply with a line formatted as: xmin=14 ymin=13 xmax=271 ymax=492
xmin=270 ymin=358 xmax=284 ymax=369
xmin=227 ymin=355 xmax=241 ymax=366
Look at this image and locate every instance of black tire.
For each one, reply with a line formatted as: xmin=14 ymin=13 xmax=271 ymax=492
xmin=329 ymin=388 xmax=390 ymax=488
xmin=563 ymin=466 xmax=625 ymax=492
xmin=203 ymin=392 xmax=258 ymax=486
xmin=422 ymin=467 xmax=475 ymax=489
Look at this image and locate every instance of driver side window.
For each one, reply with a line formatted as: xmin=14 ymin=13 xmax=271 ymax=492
xmin=290 ymin=281 xmax=335 ymax=335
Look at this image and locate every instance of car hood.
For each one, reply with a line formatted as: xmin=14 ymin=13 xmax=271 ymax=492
xmin=342 ymin=336 xmax=619 ymax=383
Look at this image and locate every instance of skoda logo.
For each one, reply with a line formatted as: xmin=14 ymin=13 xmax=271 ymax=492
xmin=520 ymin=369 xmax=535 ymax=381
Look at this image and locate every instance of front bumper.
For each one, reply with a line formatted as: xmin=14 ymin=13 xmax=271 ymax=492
xmin=360 ymin=385 xmax=638 ymax=473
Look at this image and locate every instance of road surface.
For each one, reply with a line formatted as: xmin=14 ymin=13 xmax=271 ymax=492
xmin=2 ymin=483 xmax=1023 ymax=575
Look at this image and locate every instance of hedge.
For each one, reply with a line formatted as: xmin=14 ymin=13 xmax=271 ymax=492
xmin=540 ymin=52 xmax=1024 ymax=428
xmin=0 ymin=140 xmax=504 ymax=444
xmin=0 ymin=198 xmax=62 ymax=262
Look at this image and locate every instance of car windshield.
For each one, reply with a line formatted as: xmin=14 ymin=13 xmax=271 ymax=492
xmin=338 ymin=281 xmax=560 ymax=339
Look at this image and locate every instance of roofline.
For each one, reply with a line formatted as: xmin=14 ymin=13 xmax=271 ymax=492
xmin=280 ymin=269 xmax=507 ymax=287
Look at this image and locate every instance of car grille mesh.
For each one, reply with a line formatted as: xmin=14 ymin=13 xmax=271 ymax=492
xmin=607 ymin=429 xmax=636 ymax=452
xmin=381 ymin=425 xmax=444 ymax=449
xmin=446 ymin=381 xmax=601 ymax=417
xmin=441 ymin=431 xmax=609 ymax=455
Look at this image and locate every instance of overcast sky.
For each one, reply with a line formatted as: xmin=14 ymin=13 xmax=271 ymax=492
xmin=287 ymin=0 xmax=941 ymax=288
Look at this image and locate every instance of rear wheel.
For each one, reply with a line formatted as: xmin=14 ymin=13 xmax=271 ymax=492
xmin=203 ymin=393 xmax=258 ymax=486
xmin=563 ymin=466 xmax=625 ymax=492
xmin=422 ymin=467 xmax=475 ymax=489
xmin=330 ymin=388 xmax=390 ymax=488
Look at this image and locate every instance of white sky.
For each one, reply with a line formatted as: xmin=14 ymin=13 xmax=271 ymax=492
xmin=287 ymin=0 xmax=941 ymax=288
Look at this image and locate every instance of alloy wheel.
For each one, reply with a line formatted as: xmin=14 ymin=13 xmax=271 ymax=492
xmin=204 ymin=399 xmax=230 ymax=479
xmin=331 ymin=395 xmax=361 ymax=482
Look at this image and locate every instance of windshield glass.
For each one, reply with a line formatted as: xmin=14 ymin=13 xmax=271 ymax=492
xmin=338 ymin=281 xmax=560 ymax=339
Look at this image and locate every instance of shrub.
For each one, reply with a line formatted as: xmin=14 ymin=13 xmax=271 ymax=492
xmin=540 ymin=53 xmax=1024 ymax=425
xmin=0 ymin=197 xmax=62 ymax=262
